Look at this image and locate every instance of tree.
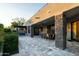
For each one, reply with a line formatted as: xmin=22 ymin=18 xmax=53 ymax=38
xmin=11 ymin=17 xmax=26 ymax=32
xmin=0 ymin=24 xmax=4 ymax=31
xmin=0 ymin=24 xmax=4 ymax=39
xmin=11 ymin=17 xmax=26 ymax=27
xmin=11 ymin=22 xmax=18 ymax=28
xmin=0 ymin=24 xmax=4 ymax=29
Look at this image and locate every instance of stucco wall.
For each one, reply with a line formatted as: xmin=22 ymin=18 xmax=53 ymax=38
xmin=67 ymin=23 xmax=71 ymax=40
xmin=43 ymin=26 xmax=47 ymax=33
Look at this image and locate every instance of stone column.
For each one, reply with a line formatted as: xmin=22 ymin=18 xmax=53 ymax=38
xmin=29 ymin=26 xmax=31 ymax=36
xmin=30 ymin=25 xmax=34 ymax=37
xmin=16 ymin=27 xmax=18 ymax=33
xmin=71 ymin=23 xmax=74 ymax=41
xmin=55 ymin=14 xmax=67 ymax=50
xmin=27 ymin=26 xmax=28 ymax=35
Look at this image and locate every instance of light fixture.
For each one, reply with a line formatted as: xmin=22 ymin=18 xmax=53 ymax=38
xmin=47 ymin=10 xmax=51 ymax=13
xmin=35 ymin=17 xmax=40 ymax=19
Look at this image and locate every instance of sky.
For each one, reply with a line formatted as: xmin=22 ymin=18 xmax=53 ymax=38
xmin=0 ymin=3 xmax=46 ymax=27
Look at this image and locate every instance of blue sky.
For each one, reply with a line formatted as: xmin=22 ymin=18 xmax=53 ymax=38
xmin=0 ymin=3 xmax=46 ymax=27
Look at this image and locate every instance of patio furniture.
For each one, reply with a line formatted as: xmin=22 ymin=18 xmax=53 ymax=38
xmin=43 ymin=33 xmax=49 ymax=39
xmin=40 ymin=31 xmax=55 ymax=40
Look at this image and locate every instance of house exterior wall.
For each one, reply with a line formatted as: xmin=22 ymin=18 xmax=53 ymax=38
xmin=66 ymin=21 xmax=79 ymax=41
xmin=75 ymin=21 xmax=79 ymax=41
xmin=72 ymin=22 xmax=77 ymax=40
xmin=24 ymin=19 xmax=32 ymax=36
xmin=42 ymin=26 xmax=47 ymax=33
xmin=29 ymin=3 xmax=79 ymax=49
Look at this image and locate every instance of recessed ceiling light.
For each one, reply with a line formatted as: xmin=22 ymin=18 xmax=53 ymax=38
xmin=47 ymin=10 xmax=51 ymax=13
xmin=35 ymin=17 xmax=40 ymax=19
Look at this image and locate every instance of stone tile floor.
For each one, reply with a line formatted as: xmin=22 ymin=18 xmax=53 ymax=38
xmin=66 ymin=41 xmax=79 ymax=56
xmin=12 ymin=35 xmax=79 ymax=56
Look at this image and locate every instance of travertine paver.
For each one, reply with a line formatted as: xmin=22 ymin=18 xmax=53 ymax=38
xmin=66 ymin=41 xmax=79 ymax=56
xmin=13 ymin=36 xmax=75 ymax=56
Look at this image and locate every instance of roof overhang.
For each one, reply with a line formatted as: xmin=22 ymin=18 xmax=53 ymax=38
xmin=15 ymin=26 xmax=27 ymax=28
xmin=31 ymin=3 xmax=79 ymax=25
xmin=63 ymin=6 xmax=79 ymax=23
xmin=32 ymin=16 xmax=55 ymax=28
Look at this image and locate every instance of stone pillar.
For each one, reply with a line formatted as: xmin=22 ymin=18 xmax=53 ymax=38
xmin=16 ymin=27 xmax=19 ymax=34
xmin=71 ymin=23 xmax=74 ymax=40
xmin=27 ymin=26 xmax=28 ymax=35
xmin=29 ymin=26 xmax=31 ymax=36
xmin=30 ymin=25 xmax=34 ymax=37
xmin=55 ymin=14 xmax=67 ymax=50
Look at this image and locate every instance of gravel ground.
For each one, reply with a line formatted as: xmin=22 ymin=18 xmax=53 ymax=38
xmin=12 ymin=35 xmax=76 ymax=56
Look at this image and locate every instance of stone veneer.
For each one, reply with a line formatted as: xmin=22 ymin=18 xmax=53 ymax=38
xmin=30 ymin=25 xmax=34 ymax=37
xmin=55 ymin=14 xmax=67 ymax=50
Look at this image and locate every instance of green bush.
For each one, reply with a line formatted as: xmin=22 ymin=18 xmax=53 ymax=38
xmin=3 ymin=32 xmax=19 ymax=56
xmin=4 ymin=28 xmax=11 ymax=33
xmin=0 ymin=31 xmax=4 ymax=53
xmin=0 ymin=42 xmax=3 ymax=53
xmin=0 ymin=24 xmax=18 ymax=55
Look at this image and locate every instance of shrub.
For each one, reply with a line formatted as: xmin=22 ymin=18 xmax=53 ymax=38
xmin=4 ymin=28 xmax=11 ymax=33
xmin=0 ymin=31 xmax=4 ymax=54
xmin=0 ymin=41 xmax=3 ymax=53
xmin=3 ymin=32 xmax=19 ymax=56
xmin=0 ymin=24 xmax=4 ymax=29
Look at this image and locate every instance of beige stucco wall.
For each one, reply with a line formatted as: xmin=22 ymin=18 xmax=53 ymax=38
xmin=31 ymin=3 xmax=79 ymax=24
xmin=43 ymin=26 xmax=47 ymax=33
xmin=67 ymin=23 xmax=71 ymax=40
xmin=67 ymin=21 xmax=79 ymax=41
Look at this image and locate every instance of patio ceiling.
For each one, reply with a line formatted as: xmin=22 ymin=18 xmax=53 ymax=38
xmin=64 ymin=6 xmax=79 ymax=23
xmin=15 ymin=26 xmax=27 ymax=28
xmin=32 ymin=16 xmax=55 ymax=28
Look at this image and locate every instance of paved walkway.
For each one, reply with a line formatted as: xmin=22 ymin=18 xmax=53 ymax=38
xmin=13 ymin=36 xmax=76 ymax=56
xmin=66 ymin=41 xmax=79 ymax=56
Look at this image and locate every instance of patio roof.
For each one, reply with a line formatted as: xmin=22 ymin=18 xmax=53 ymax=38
xmin=64 ymin=6 xmax=79 ymax=23
xmin=15 ymin=26 xmax=27 ymax=28
xmin=32 ymin=16 xmax=55 ymax=28
xmin=31 ymin=3 xmax=79 ymax=25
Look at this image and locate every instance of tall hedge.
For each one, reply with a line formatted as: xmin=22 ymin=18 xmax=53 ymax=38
xmin=3 ymin=32 xmax=19 ymax=56
xmin=0 ymin=24 xmax=19 ymax=56
xmin=0 ymin=31 xmax=4 ymax=54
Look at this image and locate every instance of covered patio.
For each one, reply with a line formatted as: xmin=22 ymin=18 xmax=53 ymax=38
xmin=31 ymin=16 xmax=55 ymax=39
xmin=30 ymin=5 xmax=79 ymax=50
xmin=55 ymin=6 xmax=79 ymax=49
xmin=13 ymin=35 xmax=78 ymax=56
xmin=15 ymin=26 xmax=27 ymax=35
